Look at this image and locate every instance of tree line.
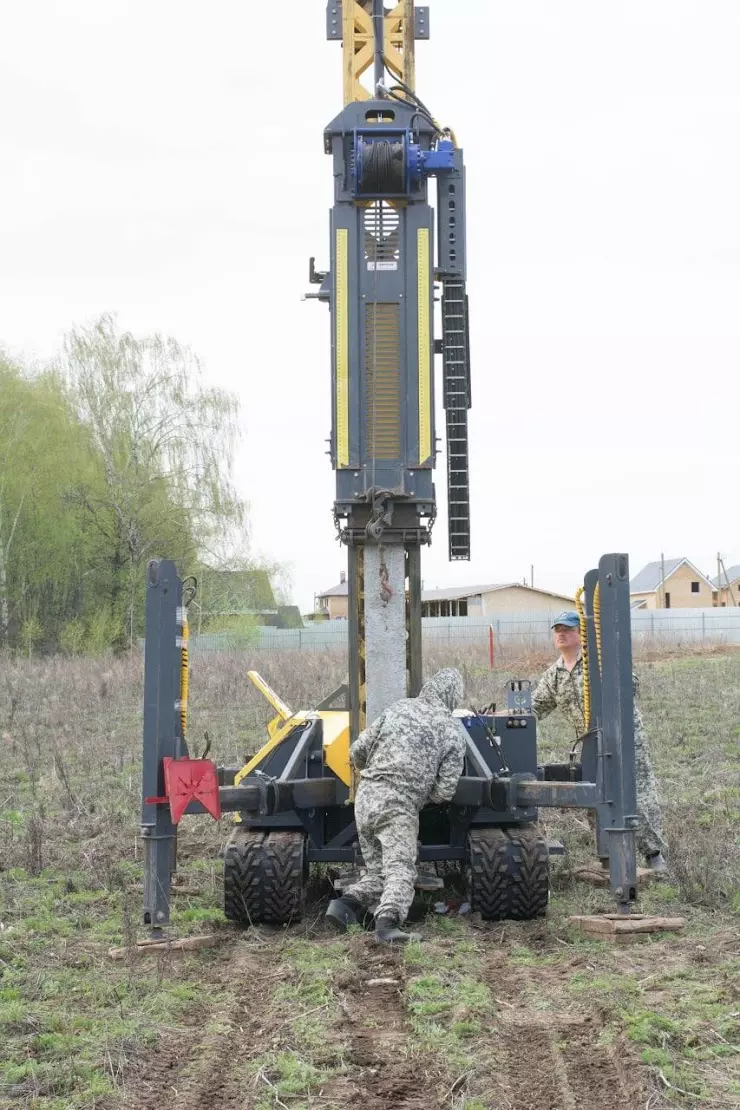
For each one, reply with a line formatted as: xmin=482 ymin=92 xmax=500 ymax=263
xmin=0 ymin=315 xmax=246 ymax=655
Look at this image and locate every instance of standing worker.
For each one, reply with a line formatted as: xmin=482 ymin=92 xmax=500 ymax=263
xmin=326 ymin=668 xmax=466 ymax=945
xmin=533 ymin=612 xmax=668 ymax=872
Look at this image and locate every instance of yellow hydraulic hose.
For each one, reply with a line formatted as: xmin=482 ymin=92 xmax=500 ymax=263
xmin=574 ymin=587 xmax=590 ymax=729
xmin=180 ymin=617 xmax=189 ymax=739
xmin=594 ymin=583 xmax=602 ymax=676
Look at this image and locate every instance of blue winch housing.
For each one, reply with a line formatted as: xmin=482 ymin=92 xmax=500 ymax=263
xmin=352 ymin=129 xmax=456 ymax=198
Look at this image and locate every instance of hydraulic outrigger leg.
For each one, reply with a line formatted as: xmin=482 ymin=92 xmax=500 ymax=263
xmin=140 ymin=560 xmax=182 ymax=939
xmin=508 ymin=554 xmax=639 ymax=915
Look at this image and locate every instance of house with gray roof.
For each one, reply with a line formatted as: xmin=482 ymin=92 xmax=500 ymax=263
xmin=315 ymin=574 xmax=573 ymax=619
xmin=711 ymin=564 xmax=740 ymax=607
xmin=630 ymin=558 xmax=715 ymax=609
xmin=420 ymin=582 xmax=574 ymax=618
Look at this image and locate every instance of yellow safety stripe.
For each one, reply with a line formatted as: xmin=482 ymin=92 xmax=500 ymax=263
xmin=336 ymin=228 xmax=349 ymax=467
xmin=417 ymin=227 xmax=431 ymax=463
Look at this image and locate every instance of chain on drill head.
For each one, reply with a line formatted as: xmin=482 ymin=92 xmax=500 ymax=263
xmin=378 ymin=543 xmax=393 ymax=606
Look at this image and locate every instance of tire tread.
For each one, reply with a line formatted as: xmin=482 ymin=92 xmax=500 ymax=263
xmin=223 ymin=828 xmax=306 ymax=926
xmin=467 ymin=825 xmax=549 ymax=921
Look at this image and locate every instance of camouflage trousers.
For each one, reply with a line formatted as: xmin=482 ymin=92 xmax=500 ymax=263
xmin=345 ymin=782 xmax=419 ymax=924
xmin=589 ymin=722 xmax=666 ymax=858
xmin=634 ymin=720 xmax=666 ymax=857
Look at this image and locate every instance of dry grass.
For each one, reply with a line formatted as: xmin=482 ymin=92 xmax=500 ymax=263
xmin=0 ymin=643 xmax=737 ymax=901
xmin=0 ymin=647 xmax=738 ymax=1108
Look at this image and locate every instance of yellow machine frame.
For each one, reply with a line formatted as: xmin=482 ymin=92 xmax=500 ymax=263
xmin=233 ymin=673 xmax=351 ymax=820
xmin=341 ymin=0 xmax=417 ymax=104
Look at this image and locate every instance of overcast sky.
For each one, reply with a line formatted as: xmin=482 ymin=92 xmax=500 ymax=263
xmin=1 ymin=1 xmax=738 ymax=609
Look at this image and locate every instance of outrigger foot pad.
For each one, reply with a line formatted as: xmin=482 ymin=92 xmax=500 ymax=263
xmin=567 ymin=913 xmax=685 ymax=944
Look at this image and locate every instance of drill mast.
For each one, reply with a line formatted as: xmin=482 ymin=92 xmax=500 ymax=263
xmin=315 ymin=1 xmax=472 ymax=737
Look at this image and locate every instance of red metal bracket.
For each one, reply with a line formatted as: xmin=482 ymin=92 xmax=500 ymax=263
xmin=144 ymin=757 xmax=221 ymax=824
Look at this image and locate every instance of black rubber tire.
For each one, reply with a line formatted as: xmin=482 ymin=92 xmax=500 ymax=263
xmin=224 ymin=828 xmax=307 ymax=926
xmin=507 ymin=827 xmax=550 ymax=920
xmin=467 ymin=828 xmax=510 ymax=920
xmin=467 ymin=826 xmax=549 ymax=921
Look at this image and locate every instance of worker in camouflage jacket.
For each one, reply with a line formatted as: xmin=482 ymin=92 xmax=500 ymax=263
xmin=533 ymin=612 xmax=667 ymax=871
xmin=326 ymin=668 xmax=466 ymax=945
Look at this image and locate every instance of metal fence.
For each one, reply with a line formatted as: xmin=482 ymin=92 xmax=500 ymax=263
xmin=187 ymin=608 xmax=740 ymax=655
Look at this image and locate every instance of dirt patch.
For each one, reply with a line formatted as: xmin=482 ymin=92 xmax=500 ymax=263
xmin=482 ymin=952 xmax=649 ymax=1110
xmin=119 ymin=940 xmax=277 ymax=1110
xmin=555 ymin=1028 xmax=643 ymax=1106
xmin=116 ymin=930 xmax=436 ymax=1110
xmin=490 ymin=1015 xmax=643 ymax=1110
xmin=338 ymin=936 xmax=443 ymax=1110
xmin=478 ymin=918 xmax=561 ymax=954
xmin=496 ymin=1026 xmax=572 ymax=1110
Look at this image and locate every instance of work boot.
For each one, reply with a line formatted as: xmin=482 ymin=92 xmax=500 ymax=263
xmin=374 ymin=914 xmax=422 ymax=946
xmin=325 ymin=894 xmax=363 ymax=932
xmin=646 ymin=852 xmax=668 ymax=876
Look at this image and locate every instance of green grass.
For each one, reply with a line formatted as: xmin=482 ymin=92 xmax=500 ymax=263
xmin=0 ymin=862 xmax=237 ymax=1108
xmin=562 ymin=952 xmax=740 ymax=1103
xmin=404 ymin=925 xmax=495 ymax=1089
xmin=251 ymin=1051 xmax=334 ymax=1110
xmin=271 ymin=939 xmax=349 ymax=1073
xmin=247 ymin=941 xmax=351 ymax=1107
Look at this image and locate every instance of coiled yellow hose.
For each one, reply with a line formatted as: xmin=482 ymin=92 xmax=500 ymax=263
xmin=594 ymin=582 xmax=602 ymax=676
xmin=574 ymin=587 xmax=590 ymax=729
xmin=180 ymin=617 xmax=189 ymax=739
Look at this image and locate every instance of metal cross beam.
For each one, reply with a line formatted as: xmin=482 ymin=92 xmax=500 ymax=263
xmin=328 ymin=0 xmax=420 ymax=103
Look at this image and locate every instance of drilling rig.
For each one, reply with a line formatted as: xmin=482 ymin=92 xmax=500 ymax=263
xmin=138 ymin=2 xmax=642 ymax=938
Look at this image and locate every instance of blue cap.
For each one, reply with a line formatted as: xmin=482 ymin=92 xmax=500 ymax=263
xmin=551 ymin=611 xmax=580 ymax=629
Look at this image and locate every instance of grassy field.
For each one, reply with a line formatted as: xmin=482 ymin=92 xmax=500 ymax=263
xmin=0 ymin=648 xmax=738 ymax=1109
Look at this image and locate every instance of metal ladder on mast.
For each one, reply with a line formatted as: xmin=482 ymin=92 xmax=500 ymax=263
xmin=441 ymin=279 xmax=471 ymax=561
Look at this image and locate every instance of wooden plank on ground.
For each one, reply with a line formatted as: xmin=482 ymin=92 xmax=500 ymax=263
xmin=567 ymin=914 xmax=685 ymax=943
xmin=108 ymin=933 xmax=223 ymax=960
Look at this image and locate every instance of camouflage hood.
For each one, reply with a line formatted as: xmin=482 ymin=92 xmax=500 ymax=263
xmin=418 ymin=668 xmax=464 ymax=712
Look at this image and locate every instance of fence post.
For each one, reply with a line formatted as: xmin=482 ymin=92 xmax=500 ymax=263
xmin=701 ymin=611 xmax=705 ymax=641
xmin=488 ymin=625 xmax=494 ymax=670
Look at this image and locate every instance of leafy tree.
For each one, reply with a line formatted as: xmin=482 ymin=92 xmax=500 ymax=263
xmin=206 ymin=613 xmax=261 ymax=649
xmin=0 ymin=318 xmax=270 ymax=654
xmin=85 ymin=610 xmax=120 ymax=656
xmin=19 ymin=616 xmax=43 ymax=658
xmin=62 ymin=315 xmax=246 ymax=645
xmin=0 ymin=356 xmax=92 ymax=647
xmin=59 ymin=618 xmax=85 ymax=657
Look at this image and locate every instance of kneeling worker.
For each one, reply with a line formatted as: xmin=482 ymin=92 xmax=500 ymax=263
xmin=533 ymin=612 xmax=668 ymax=872
xmin=327 ymin=668 xmax=466 ymax=945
